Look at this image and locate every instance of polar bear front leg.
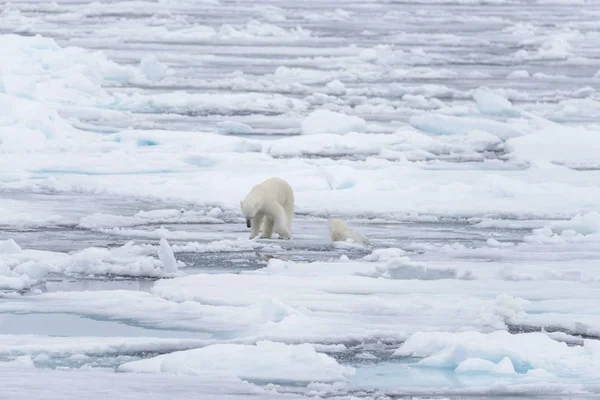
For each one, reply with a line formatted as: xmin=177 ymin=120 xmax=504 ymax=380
xmin=274 ymin=205 xmax=291 ymax=240
xmin=249 ymin=212 xmax=263 ymax=239
xmin=260 ymin=216 xmax=274 ymax=239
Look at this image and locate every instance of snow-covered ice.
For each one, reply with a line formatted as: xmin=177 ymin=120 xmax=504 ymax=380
xmin=1 ymin=0 xmax=600 ymax=398
xmin=118 ymin=341 xmax=354 ymax=383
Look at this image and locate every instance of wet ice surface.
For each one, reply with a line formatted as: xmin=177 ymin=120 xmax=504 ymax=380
xmin=2 ymin=0 xmax=600 ymax=398
xmin=2 ymin=192 xmax=600 ymax=399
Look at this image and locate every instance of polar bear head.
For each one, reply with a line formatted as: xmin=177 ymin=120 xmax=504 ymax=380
xmin=240 ymin=200 xmax=259 ymax=228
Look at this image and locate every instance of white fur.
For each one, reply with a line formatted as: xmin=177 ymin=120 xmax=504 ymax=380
xmin=240 ymin=177 xmax=294 ymax=240
xmin=328 ymin=219 xmax=370 ymax=245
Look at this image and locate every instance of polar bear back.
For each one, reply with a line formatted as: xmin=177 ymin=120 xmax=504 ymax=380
xmin=248 ymin=177 xmax=294 ymax=212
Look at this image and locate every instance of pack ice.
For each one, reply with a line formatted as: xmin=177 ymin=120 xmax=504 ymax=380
xmin=1 ymin=0 xmax=600 ymax=399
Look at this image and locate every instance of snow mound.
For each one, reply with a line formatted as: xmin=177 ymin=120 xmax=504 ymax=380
xmin=118 ymin=341 xmax=354 ymax=383
xmin=394 ymin=330 xmax=600 ymax=378
xmin=301 ymin=109 xmax=367 ymax=135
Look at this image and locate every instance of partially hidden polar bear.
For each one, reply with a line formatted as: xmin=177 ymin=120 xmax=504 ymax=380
xmin=240 ymin=177 xmax=294 ymax=240
xmin=328 ymin=219 xmax=370 ymax=246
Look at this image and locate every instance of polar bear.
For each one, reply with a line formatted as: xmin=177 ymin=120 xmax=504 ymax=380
xmin=328 ymin=219 xmax=370 ymax=246
xmin=240 ymin=177 xmax=294 ymax=240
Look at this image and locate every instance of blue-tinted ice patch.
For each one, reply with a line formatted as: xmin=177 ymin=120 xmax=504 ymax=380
xmin=350 ymin=359 xmax=459 ymax=390
xmin=327 ymin=179 xmax=355 ymax=190
xmin=232 ymin=141 xmax=262 ymax=153
xmin=137 ymin=139 xmax=159 ymax=146
xmin=320 ymin=166 xmax=357 ymax=190
xmin=185 ymin=155 xmax=218 ymax=167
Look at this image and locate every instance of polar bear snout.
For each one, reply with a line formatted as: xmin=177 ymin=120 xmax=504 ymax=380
xmin=246 ymin=218 xmax=251 ymax=228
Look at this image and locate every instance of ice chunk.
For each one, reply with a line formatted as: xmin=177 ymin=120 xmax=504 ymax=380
xmin=455 ymin=356 xmax=516 ymax=375
xmin=410 ymin=114 xmax=523 ymax=139
xmin=79 ymin=209 xmax=224 ymax=230
xmin=268 ymin=132 xmax=390 ymax=157
xmin=301 ymin=109 xmax=367 ymax=135
xmin=206 ymin=207 xmax=223 ymax=218
xmin=326 ymin=80 xmax=346 ymax=95
xmin=140 ymin=55 xmax=168 ymax=82
xmin=0 ymin=355 xmax=34 ymax=369
xmin=13 ymin=261 xmax=49 ymax=280
xmin=473 ymin=88 xmax=516 ymax=116
xmin=0 ymin=239 xmax=22 ymax=254
xmin=0 ymin=334 xmax=207 ymax=357
xmin=526 ymin=212 xmax=600 ymax=243
xmin=507 ymin=123 xmax=600 ymax=167
xmin=549 ymin=212 xmax=600 ymax=235
xmin=320 ymin=166 xmax=357 ymax=190
xmin=362 ymin=248 xmax=405 ymax=262
xmin=218 ymin=121 xmax=254 ymax=135
xmin=507 ymin=70 xmax=531 ymax=79
xmin=158 ymin=238 xmax=178 ymax=275
xmin=62 ymin=243 xmax=168 ymax=277
xmin=171 ymin=239 xmax=281 ymax=253
xmin=359 ymin=48 xmax=378 ymax=62
xmin=395 ymin=330 xmax=600 ymax=377
xmin=118 ymin=341 xmax=354 ymax=383
xmin=217 ymin=20 xmax=311 ymax=40
xmin=486 ymin=238 xmax=515 ymax=248
xmin=360 ymin=256 xmax=461 ymax=280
